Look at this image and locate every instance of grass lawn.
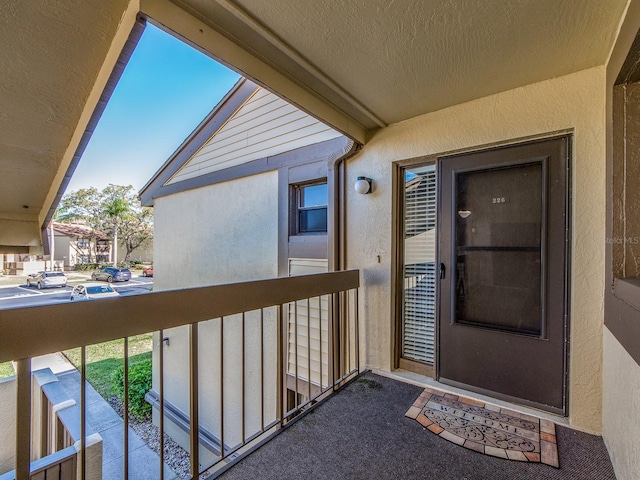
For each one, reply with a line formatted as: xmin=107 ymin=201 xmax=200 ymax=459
xmin=0 ymin=275 xmax=27 ymax=287
xmin=62 ymin=334 xmax=152 ymax=399
xmin=0 ymin=362 xmax=15 ymax=378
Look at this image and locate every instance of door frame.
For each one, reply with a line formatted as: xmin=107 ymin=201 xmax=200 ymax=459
xmin=393 ymin=155 xmax=438 ymax=377
xmin=392 ymin=133 xmax=572 ymax=414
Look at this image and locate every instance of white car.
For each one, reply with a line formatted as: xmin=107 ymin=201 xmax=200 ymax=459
xmin=26 ymin=271 xmax=67 ymax=289
xmin=70 ymin=283 xmax=120 ymax=301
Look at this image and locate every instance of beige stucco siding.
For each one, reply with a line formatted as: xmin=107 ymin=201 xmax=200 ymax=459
xmin=153 ymin=170 xmax=278 ymax=290
xmin=152 ymin=170 xmax=279 ymax=456
xmin=53 ymin=235 xmax=72 ymax=267
xmin=345 ymin=66 xmax=606 ymax=433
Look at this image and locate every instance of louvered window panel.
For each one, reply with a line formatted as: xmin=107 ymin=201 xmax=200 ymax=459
xmin=402 ymin=165 xmax=437 ymax=364
xmin=287 ymin=296 xmax=329 ymax=388
xmin=287 ymin=259 xmax=329 ymax=389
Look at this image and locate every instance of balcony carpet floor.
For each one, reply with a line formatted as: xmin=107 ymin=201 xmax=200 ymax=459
xmin=219 ymin=372 xmax=616 ymax=480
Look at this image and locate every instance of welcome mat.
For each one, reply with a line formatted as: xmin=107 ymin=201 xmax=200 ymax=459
xmin=405 ymin=387 xmax=559 ymax=468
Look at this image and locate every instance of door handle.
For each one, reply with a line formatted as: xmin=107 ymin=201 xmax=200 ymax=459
xmin=439 ymin=263 xmax=446 ymax=280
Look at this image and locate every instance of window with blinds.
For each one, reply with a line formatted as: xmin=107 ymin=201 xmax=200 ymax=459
xmin=402 ymin=164 xmax=437 ymax=364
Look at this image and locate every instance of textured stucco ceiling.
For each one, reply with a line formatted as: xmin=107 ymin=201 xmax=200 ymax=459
xmin=0 ymin=0 xmax=128 ymax=245
xmin=0 ymin=0 xmax=632 ymax=248
xmin=177 ymin=0 xmax=628 ymax=129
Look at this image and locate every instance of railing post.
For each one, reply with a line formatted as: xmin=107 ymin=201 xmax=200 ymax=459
xmin=189 ymin=322 xmax=199 ymax=478
xmin=219 ymin=317 xmax=224 ymax=459
xmin=260 ymin=309 xmax=265 ymax=432
xmin=319 ymin=296 xmax=323 ymax=391
xmin=331 ymin=293 xmax=339 ymax=391
xmin=15 ymin=358 xmax=31 ymax=480
xmin=354 ymin=288 xmax=360 ymax=373
xmin=293 ymin=301 xmax=299 ymax=412
xmin=277 ymin=304 xmax=284 ymax=424
xmin=80 ymin=346 xmax=86 ymax=480
xmin=241 ymin=312 xmax=246 ymax=444
xmin=345 ymin=291 xmax=350 ymax=375
xmin=123 ymin=337 xmax=129 ymax=480
xmin=159 ymin=328 xmax=165 ymax=480
xmin=342 ymin=290 xmax=349 ymax=378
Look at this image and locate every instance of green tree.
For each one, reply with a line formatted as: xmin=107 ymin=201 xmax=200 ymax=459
xmin=55 ymin=187 xmax=104 ymax=262
xmin=103 ymin=197 xmax=130 ymax=264
xmin=120 ymin=207 xmax=153 ymax=262
xmin=55 ymin=187 xmax=102 ymax=224
xmin=55 ymin=185 xmax=153 ymax=264
xmin=100 ymin=185 xmax=153 ymax=263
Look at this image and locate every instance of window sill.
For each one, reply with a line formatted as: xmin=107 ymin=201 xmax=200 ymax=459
xmin=613 ymin=278 xmax=640 ymax=311
xmin=289 ymin=234 xmax=327 ymax=243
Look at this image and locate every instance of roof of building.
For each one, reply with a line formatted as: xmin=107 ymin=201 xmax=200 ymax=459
xmin=52 ymin=222 xmax=109 ymax=241
xmin=140 ymin=77 xmax=344 ymax=206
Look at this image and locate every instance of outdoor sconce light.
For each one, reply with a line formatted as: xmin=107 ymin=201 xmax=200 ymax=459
xmin=355 ymin=176 xmax=373 ymax=194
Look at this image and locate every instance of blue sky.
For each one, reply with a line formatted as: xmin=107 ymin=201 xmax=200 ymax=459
xmin=66 ymin=24 xmax=240 ymax=194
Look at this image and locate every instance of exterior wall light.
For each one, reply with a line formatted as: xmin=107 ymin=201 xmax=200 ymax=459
xmin=355 ymin=176 xmax=373 ymax=194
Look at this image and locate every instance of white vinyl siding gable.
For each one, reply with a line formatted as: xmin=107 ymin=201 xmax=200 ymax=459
xmin=167 ymin=88 xmax=342 ymax=185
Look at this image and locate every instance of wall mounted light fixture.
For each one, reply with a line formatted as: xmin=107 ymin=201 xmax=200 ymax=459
xmin=355 ymin=176 xmax=373 ymax=194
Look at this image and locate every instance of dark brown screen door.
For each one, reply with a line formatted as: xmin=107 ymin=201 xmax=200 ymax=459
xmin=437 ymin=137 xmax=569 ymax=414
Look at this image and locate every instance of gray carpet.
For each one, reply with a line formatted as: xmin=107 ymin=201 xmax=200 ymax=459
xmin=219 ymin=373 xmax=616 ymax=480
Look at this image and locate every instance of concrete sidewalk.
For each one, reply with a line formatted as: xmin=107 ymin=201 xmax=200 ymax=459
xmin=34 ymin=353 xmax=178 ymax=480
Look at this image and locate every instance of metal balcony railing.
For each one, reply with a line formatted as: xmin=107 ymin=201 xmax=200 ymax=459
xmin=0 ymin=270 xmax=360 ymax=480
xmin=0 ymin=368 xmax=99 ymax=480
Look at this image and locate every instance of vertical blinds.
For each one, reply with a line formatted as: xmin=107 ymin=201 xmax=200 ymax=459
xmin=402 ymin=165 xmax=437 ymax=364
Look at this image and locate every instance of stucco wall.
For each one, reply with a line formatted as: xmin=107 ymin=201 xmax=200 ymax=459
xmin=153 ymin=170 xmax=279 ymax=290
xmin=0 ymin=376 xmax=15 ymax=475
xmin=152 ymin=170 xmax=279 ymax=452
xmin=345 ymin=66 xmax=606 ymax=433
xmin=603 ymin=328 xmax=640 ymax=479
xmin=53 ymin=235 xmax=72 ymax=267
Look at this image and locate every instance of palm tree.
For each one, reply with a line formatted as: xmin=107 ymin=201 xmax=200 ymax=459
xmin=104 ymin=197 xmax=130 ymax=265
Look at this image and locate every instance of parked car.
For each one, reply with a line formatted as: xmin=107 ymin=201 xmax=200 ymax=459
xmin=70 ymin=283 xmax=120 ymax=301
xmin=26 ymin=271 xmax=67 ymax=289
xmin=141 ymin=266 xmax=153 ymax=277
xmin=91 ymin=267 xmax=131 ymax=283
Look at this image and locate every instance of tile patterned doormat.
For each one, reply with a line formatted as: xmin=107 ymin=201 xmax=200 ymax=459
xmin=406 ymin=387 xmax=559 ymax=468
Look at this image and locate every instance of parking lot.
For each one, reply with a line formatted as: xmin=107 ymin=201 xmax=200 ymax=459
xmin=0 ymin=275 xmax=153 ymax=309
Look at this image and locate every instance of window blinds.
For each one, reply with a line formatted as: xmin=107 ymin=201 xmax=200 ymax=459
xmin=402 ymin=166 xmax=437 ymax=364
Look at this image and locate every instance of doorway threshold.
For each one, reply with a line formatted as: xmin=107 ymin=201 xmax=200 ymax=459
xmin=374 ymin=368 xmax=571 ymax=428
